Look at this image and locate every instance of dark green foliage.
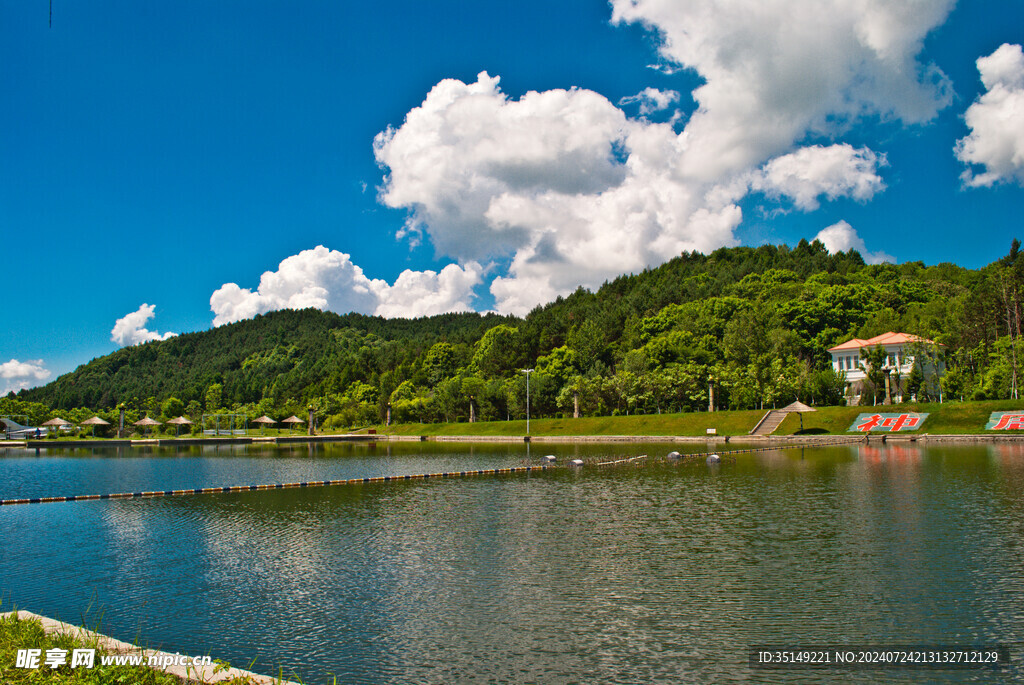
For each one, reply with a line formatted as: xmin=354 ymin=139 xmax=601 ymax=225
xmin=23 ymin=309 xmax=515 ymax=411
xmin=15 ymin=240 xmax=1024 ymax=423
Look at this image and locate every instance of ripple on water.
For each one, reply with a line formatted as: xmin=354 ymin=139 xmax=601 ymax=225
xmin=0 ymin=443 xmax=1022 ymax=683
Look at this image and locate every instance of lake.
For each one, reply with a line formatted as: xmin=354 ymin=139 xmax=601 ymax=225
xmin=1 ymin=440 xmax=1021 ymax=683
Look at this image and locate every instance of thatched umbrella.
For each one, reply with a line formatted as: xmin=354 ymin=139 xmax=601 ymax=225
xmin=40 ymin=417 xmax=71 ymax=438
xmin=166 ymin=416 xmax=192 ymax=438
xmin=252 ymin=415 xmax=276 ymax=435
xmin=133 ymin=416 xmax=161 ymax=437
xmin=282 ymin=415 xmax=304 ymax=433
xmin=80 ymin=416 xmax=111 ymax=437
xmin=779 ymin=400 xmax=817 ymax=431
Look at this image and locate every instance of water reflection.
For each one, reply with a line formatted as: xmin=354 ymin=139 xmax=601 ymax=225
xmin=855 ymin=443 xmax=923 ymax=463
xmin=1 ymin=444 xmax=1022 ymax=683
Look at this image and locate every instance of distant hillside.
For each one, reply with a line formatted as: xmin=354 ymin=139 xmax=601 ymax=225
xmin=16 ymin=240 xmax=1019 ymax=427
xmin=21 ymin=309 xmax=516 ymax=410
xmin=522 ymin=240 xmax=874 ymax=355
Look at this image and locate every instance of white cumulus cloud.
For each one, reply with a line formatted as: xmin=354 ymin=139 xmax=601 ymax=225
xmin=815 ymin=220 xmax=894 ymax=265
xmin=210 ymin=247 xmax=383 ymax=326
xmin=374 ymin=73 xmax=633 ymax=261
xmin=374 ymin=263 xmax=483 ymax=319
xmin=372 ymin=4 xmax=953 ymax=314
xmin=373 ymin=73 xmax=734 ymax=315
xmin=111 ymin=304 xmax=177 ymax=347
xmin=619 ymin=87 xmax=681 ymax=116
xmin=374 ymin=50 xmax=926 ymax=314
xmin=209 ymin=245 xmax=482 ymax=325
xmin=1 ymin=359 xmax=51 ymax=395
xmin=955 ymin=43 xmax=1024 ymax=187
xmin=611 ymin=0 xmax=954 ymax=180
xmin=751 ymin=144 xmax=887 ymax=210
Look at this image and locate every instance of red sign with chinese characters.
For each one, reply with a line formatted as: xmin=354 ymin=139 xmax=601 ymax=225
xmin=986 ymin=411 xmax=1024 ymax=430
xmin=848 ymin=413 xmax=928 ymax=432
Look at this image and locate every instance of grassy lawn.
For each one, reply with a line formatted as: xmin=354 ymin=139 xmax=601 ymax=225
xmin=0 ymin=612 xmax=270 ymax=684
xmin=366 ymin=399 xmax=1024 ymax=438
xmin=0 ymin=612 xmax=178 ymax=684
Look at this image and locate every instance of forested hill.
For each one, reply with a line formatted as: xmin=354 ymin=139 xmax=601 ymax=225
xmin=14 ymin=240 xmax=1021 ymax=427
xmin=521 ymin=240 xmax=873 ymax=358
xmin=21 ymin=309 xmax=517 ymax=410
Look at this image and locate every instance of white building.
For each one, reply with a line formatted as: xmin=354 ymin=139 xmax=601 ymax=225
xmin=828 ymin=332 xmax=943 ymax=404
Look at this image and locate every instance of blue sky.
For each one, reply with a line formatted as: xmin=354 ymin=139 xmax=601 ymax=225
xmin=2 ymin=0 xmax=1023 ymax=393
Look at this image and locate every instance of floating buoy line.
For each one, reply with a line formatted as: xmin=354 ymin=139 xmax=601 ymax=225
xmin=595 ymin=454 xmax=648 ymax=466
xmin=0 ymin=466 xmax=551 ymax=507
xmin=582 ymin=436 xmax=862 ymax=468
xmin=0 ymin=437 xmax=865 ymax=507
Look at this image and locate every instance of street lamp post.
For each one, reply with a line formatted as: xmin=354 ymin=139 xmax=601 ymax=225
xmin=521 ymin=368 xmax=534 ymax=435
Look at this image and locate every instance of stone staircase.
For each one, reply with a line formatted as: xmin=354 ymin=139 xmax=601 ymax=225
xmin=749 ymin=410 xmax=787 ymax=436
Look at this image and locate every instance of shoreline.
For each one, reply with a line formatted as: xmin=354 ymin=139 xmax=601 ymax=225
xmin=409 ymin=433 xmax=1024 ymax=444
xmin=0 ymin=610 xmax=299 ymax=685
xmin=5 ymin=432 xmax=1024 ymax=451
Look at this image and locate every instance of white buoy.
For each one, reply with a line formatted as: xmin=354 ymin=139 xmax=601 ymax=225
xmin=570 ymin=459 xmax=584 ymax=467
xmin=706 ymin=453 xmax=721 ymax=464
xmin=543 ymin=455 xmax=557 ymax=462
xmin=667 ymin=451 xmax=681 ymax=459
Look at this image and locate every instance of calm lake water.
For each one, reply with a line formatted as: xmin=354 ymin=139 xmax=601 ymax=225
xmin=1 ymin=441 xmax=1022 ymax=683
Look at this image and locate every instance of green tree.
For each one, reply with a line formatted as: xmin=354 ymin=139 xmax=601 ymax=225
xmin=160 ymin=396 xmax=184 ymax=419
xmin=185 ymin=400 xmax=203 ymax=424
xmin=423 ymin=342 xmax=458 ymax=386
xmin=566 ymin=320 xmax=606 ymax=373
xmin=858 ymin=346 xmax=889 ymax=405
xmin=471 ymin=325 xmax=524 ymax=378
xmin=806 ymin=367 xmax=846 ymax=406
xmin=535 ymin=346 xmax=579 ymax=387
xmin=461 ymin=376 xmax=486 ymax=422
xmin=434 ymin=376 xmax=464 ymax=422
xmin=557 ymin=375 xmax=587 ymax=417
xmin=205 ymin=383 xmax=223 ymax=413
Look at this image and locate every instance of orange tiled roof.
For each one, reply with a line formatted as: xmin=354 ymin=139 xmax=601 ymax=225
xmin=828 ymin=332 xmax=938 ymax=352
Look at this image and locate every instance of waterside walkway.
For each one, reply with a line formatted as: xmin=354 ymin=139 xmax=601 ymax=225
xmin=9 ymin=434 xmax=379 ymax=449
xmin=5 ymin=431 xmax=1024 ymax=452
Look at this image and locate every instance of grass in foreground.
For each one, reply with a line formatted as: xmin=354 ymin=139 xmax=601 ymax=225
xmin=0 ymin=612 xmax=178 ymax=685
xmin=0 ymin=612 xmax=280 ymax=684
xmin=366 ymin=399 xmax=1024 ymax=438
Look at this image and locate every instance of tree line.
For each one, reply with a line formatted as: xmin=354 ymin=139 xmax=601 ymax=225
xmin=8 ymin=240 xmax=1023 ymax=430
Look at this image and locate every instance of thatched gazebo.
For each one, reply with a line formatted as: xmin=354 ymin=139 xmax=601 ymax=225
xmin=779 ymin=401 xmax=817 ymax=431
xmin=252 ymin=415 xmax=276 ymax=435
xmin=166 ymin=416 xmax=192 ymax=437
xmin=80 ymin=416 xmax=111 ymax=437
xmin=281 ymin=415 xmax=304 ymax=433
xmin=133 ymin=416 xmax=161 ymax=437
xmin=40 ymin=417 xmax=72 ymax=438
